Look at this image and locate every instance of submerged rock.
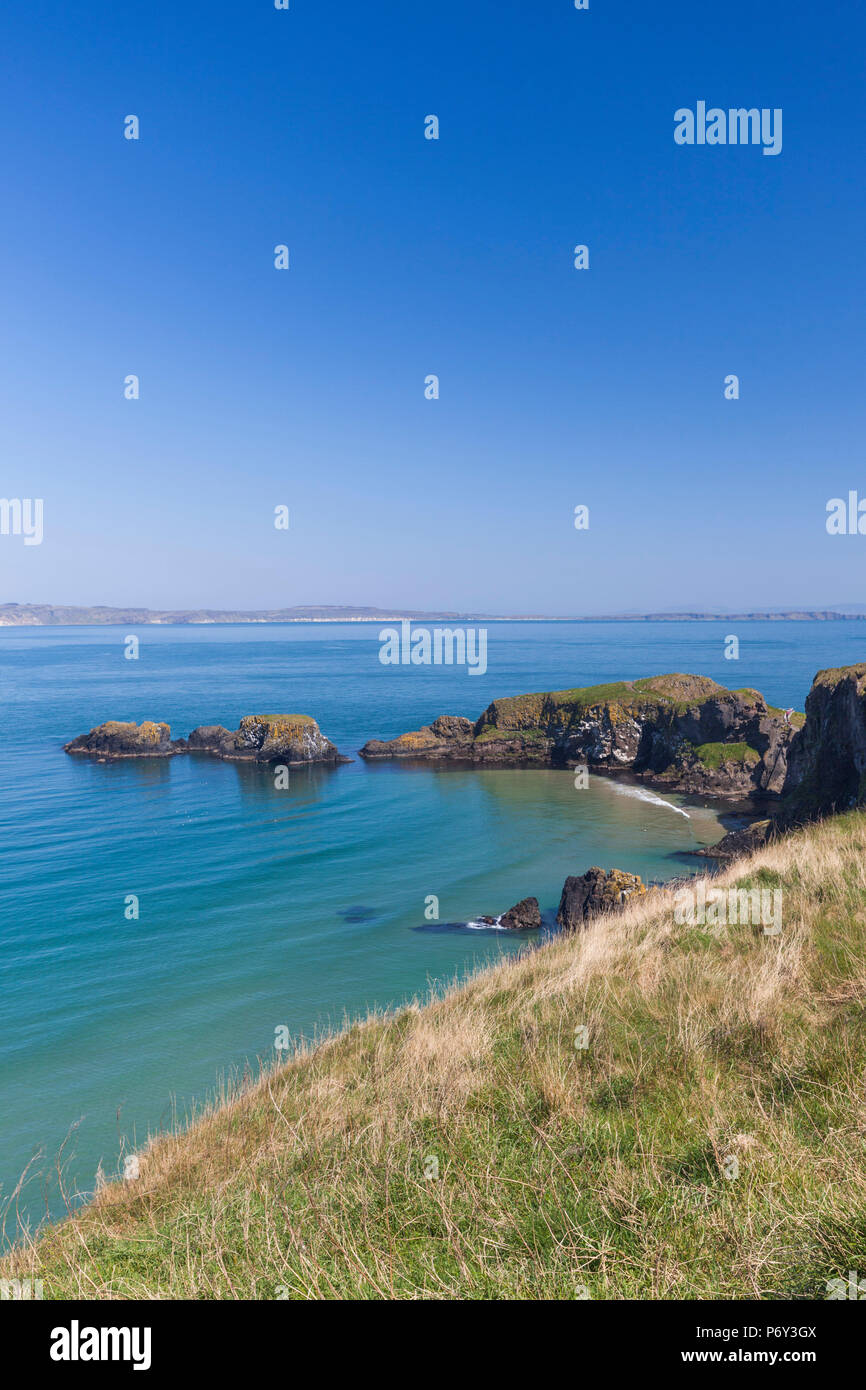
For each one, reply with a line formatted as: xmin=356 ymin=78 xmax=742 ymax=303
xmin=64 ymin=720 xmax=184 ymax=757
xmin=499 ymin=896 xmax=542 ymax=929
xmin=556 ymin=867 xmax=647 ymax=932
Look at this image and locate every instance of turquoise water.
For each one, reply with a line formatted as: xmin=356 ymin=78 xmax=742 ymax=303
xmin=1 ymin=619 xmax=864 ymax=1239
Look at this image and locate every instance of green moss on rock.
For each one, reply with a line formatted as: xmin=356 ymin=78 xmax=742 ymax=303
xmin=693 ymin=741 xmax=761 ymax=770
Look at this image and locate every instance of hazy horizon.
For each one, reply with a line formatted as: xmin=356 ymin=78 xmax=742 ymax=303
xmin=3 ymin=599 xmax=866 ymax=620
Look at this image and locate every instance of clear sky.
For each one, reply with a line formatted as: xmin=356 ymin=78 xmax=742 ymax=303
xmin=0 ymin=0 xmax=863 ymax=616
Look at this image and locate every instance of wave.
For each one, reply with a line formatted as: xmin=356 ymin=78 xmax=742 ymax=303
xmin=608 ymin=782 xmax=691 ymax=818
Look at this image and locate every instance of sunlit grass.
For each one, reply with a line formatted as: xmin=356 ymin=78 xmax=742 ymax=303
xmin=4 ymin=813 xmax=866 ymax=1299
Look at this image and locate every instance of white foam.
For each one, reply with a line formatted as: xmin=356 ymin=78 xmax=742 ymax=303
xmin=465 ymin=916 xmax=506 ymax=931
xmin=608 ymin=782 xmax=690 ymax=818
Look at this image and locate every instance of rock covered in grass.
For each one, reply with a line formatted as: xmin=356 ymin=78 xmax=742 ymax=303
xmin=359 ymin=673 xmax=800 ymax=796
xmin=64 ymin=720 xmax=184 ymax=757
xmin=556 ymin=866 xmax=647 ymax=931
xmin=499 ymin=896 xmax=542 ymax=929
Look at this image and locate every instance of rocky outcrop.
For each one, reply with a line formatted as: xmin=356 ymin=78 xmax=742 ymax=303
xmin=695 ymin=819 xmax=774 ymax=860
xmin=189 ymin=714 xmax=345 ymax=764
xmin=499 ymin=897 xmax=542 ymax=930
xmin=360 ymin=674 xmax=799 ymax=797
xmin=66 ymin=715 xmax=345 ymax=764
xmin=186 ymin=724 xmax=234 ymax=754
xmin=556 ymin=867 xmax=648 ymax=931
xmin=360 ymin=715 xmax=475 ymax=761
xmin=780 ymin=665 xmax=866 ymax=819
xmin=64 ymin=721 xmax=185 ymax=757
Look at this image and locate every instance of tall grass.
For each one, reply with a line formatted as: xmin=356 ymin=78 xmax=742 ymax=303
xmin=4 ymin=812 xmax=866 ymax=1299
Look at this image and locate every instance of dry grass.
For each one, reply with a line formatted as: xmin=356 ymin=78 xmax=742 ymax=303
xmin=4 ymin=812 xmax=866 ymax=1299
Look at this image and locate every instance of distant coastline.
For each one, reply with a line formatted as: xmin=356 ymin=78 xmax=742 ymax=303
xmin=1 ymin=603 xmax=865 ymax=627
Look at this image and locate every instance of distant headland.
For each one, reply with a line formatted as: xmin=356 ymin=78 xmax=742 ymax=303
xmin=1 ymin=603 xmax=865 ymax=627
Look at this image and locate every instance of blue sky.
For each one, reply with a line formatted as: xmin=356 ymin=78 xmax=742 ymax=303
xmin=0 ymin=0 xmax=863 ymax=615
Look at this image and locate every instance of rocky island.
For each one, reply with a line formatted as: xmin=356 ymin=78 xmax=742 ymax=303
xmin=64 ymin=714 xmax=346 ymax=764
xmin=360 ymin=674 xmax=800 ymax=797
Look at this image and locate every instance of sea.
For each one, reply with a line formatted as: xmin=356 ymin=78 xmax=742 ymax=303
xmin=1 ymin=619 xmax=863 ymax=1239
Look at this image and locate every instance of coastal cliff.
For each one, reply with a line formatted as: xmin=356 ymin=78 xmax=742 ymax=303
xmin=781 ymin=664 xmax=866 ymax=817
xmin=704 ymin=663 xmax=866 ymax=854
xmin=360 ymin=674 xmax=800 ymax=798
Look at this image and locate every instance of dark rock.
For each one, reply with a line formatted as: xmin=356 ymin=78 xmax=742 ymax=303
xmin=499 ymin=896 xmax=542 ymax=929
xmin=64 ymin=720 xmax=184 ymax=757
xmin=556 ymin=867 xmax=647 ymax=932
xmin=781 ymin=664 xmax=866 ymax=819
xmin=187 ymin=724 xmax=234 ymax=754
xmin=695 ymin=819 xmax=774 ymax=859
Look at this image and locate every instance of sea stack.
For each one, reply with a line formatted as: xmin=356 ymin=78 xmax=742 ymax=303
xmin=188 ymin=714 xmax=346 ymax=764
xmin=63 ymin=720 xmax=184 ymax=757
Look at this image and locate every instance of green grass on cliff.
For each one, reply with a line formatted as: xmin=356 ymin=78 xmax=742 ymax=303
xmin=471 ymin=676 xmax=806 ymax=739
xmin=692 ymin=741 xmax=761 ymax=770
xmin=476 ymin=677 xmax=699 ymax=734
xmin=4 ymin=813 xmax=866 ymax=1300
xmin=484 ymin=675 xmax=770 ymax=730
xmin=547 ymin=674 xmax=725 ymax=714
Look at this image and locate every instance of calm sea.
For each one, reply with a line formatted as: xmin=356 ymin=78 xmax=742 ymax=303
xmin=1 ymin=620 xmax=863 ymax=1238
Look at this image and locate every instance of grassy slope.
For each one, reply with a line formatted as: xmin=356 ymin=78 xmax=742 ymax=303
xmin=5 ymin=813 xmax=866 ymax=1300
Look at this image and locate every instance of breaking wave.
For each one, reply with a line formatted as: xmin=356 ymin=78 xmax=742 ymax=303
xmin=609 ymin=782 xmax=691 ymax=818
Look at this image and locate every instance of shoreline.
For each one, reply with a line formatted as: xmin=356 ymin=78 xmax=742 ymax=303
xmin=3 ymin=612 xmax=866 ymax=628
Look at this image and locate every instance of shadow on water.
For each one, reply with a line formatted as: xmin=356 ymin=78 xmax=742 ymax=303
xmin=63 ymin=755 xmax=174 ymax=790
xmin=191 ymin=753 xmax=343 ymax=807
xmin=337 ymin=905 xmax=381 ymax=923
